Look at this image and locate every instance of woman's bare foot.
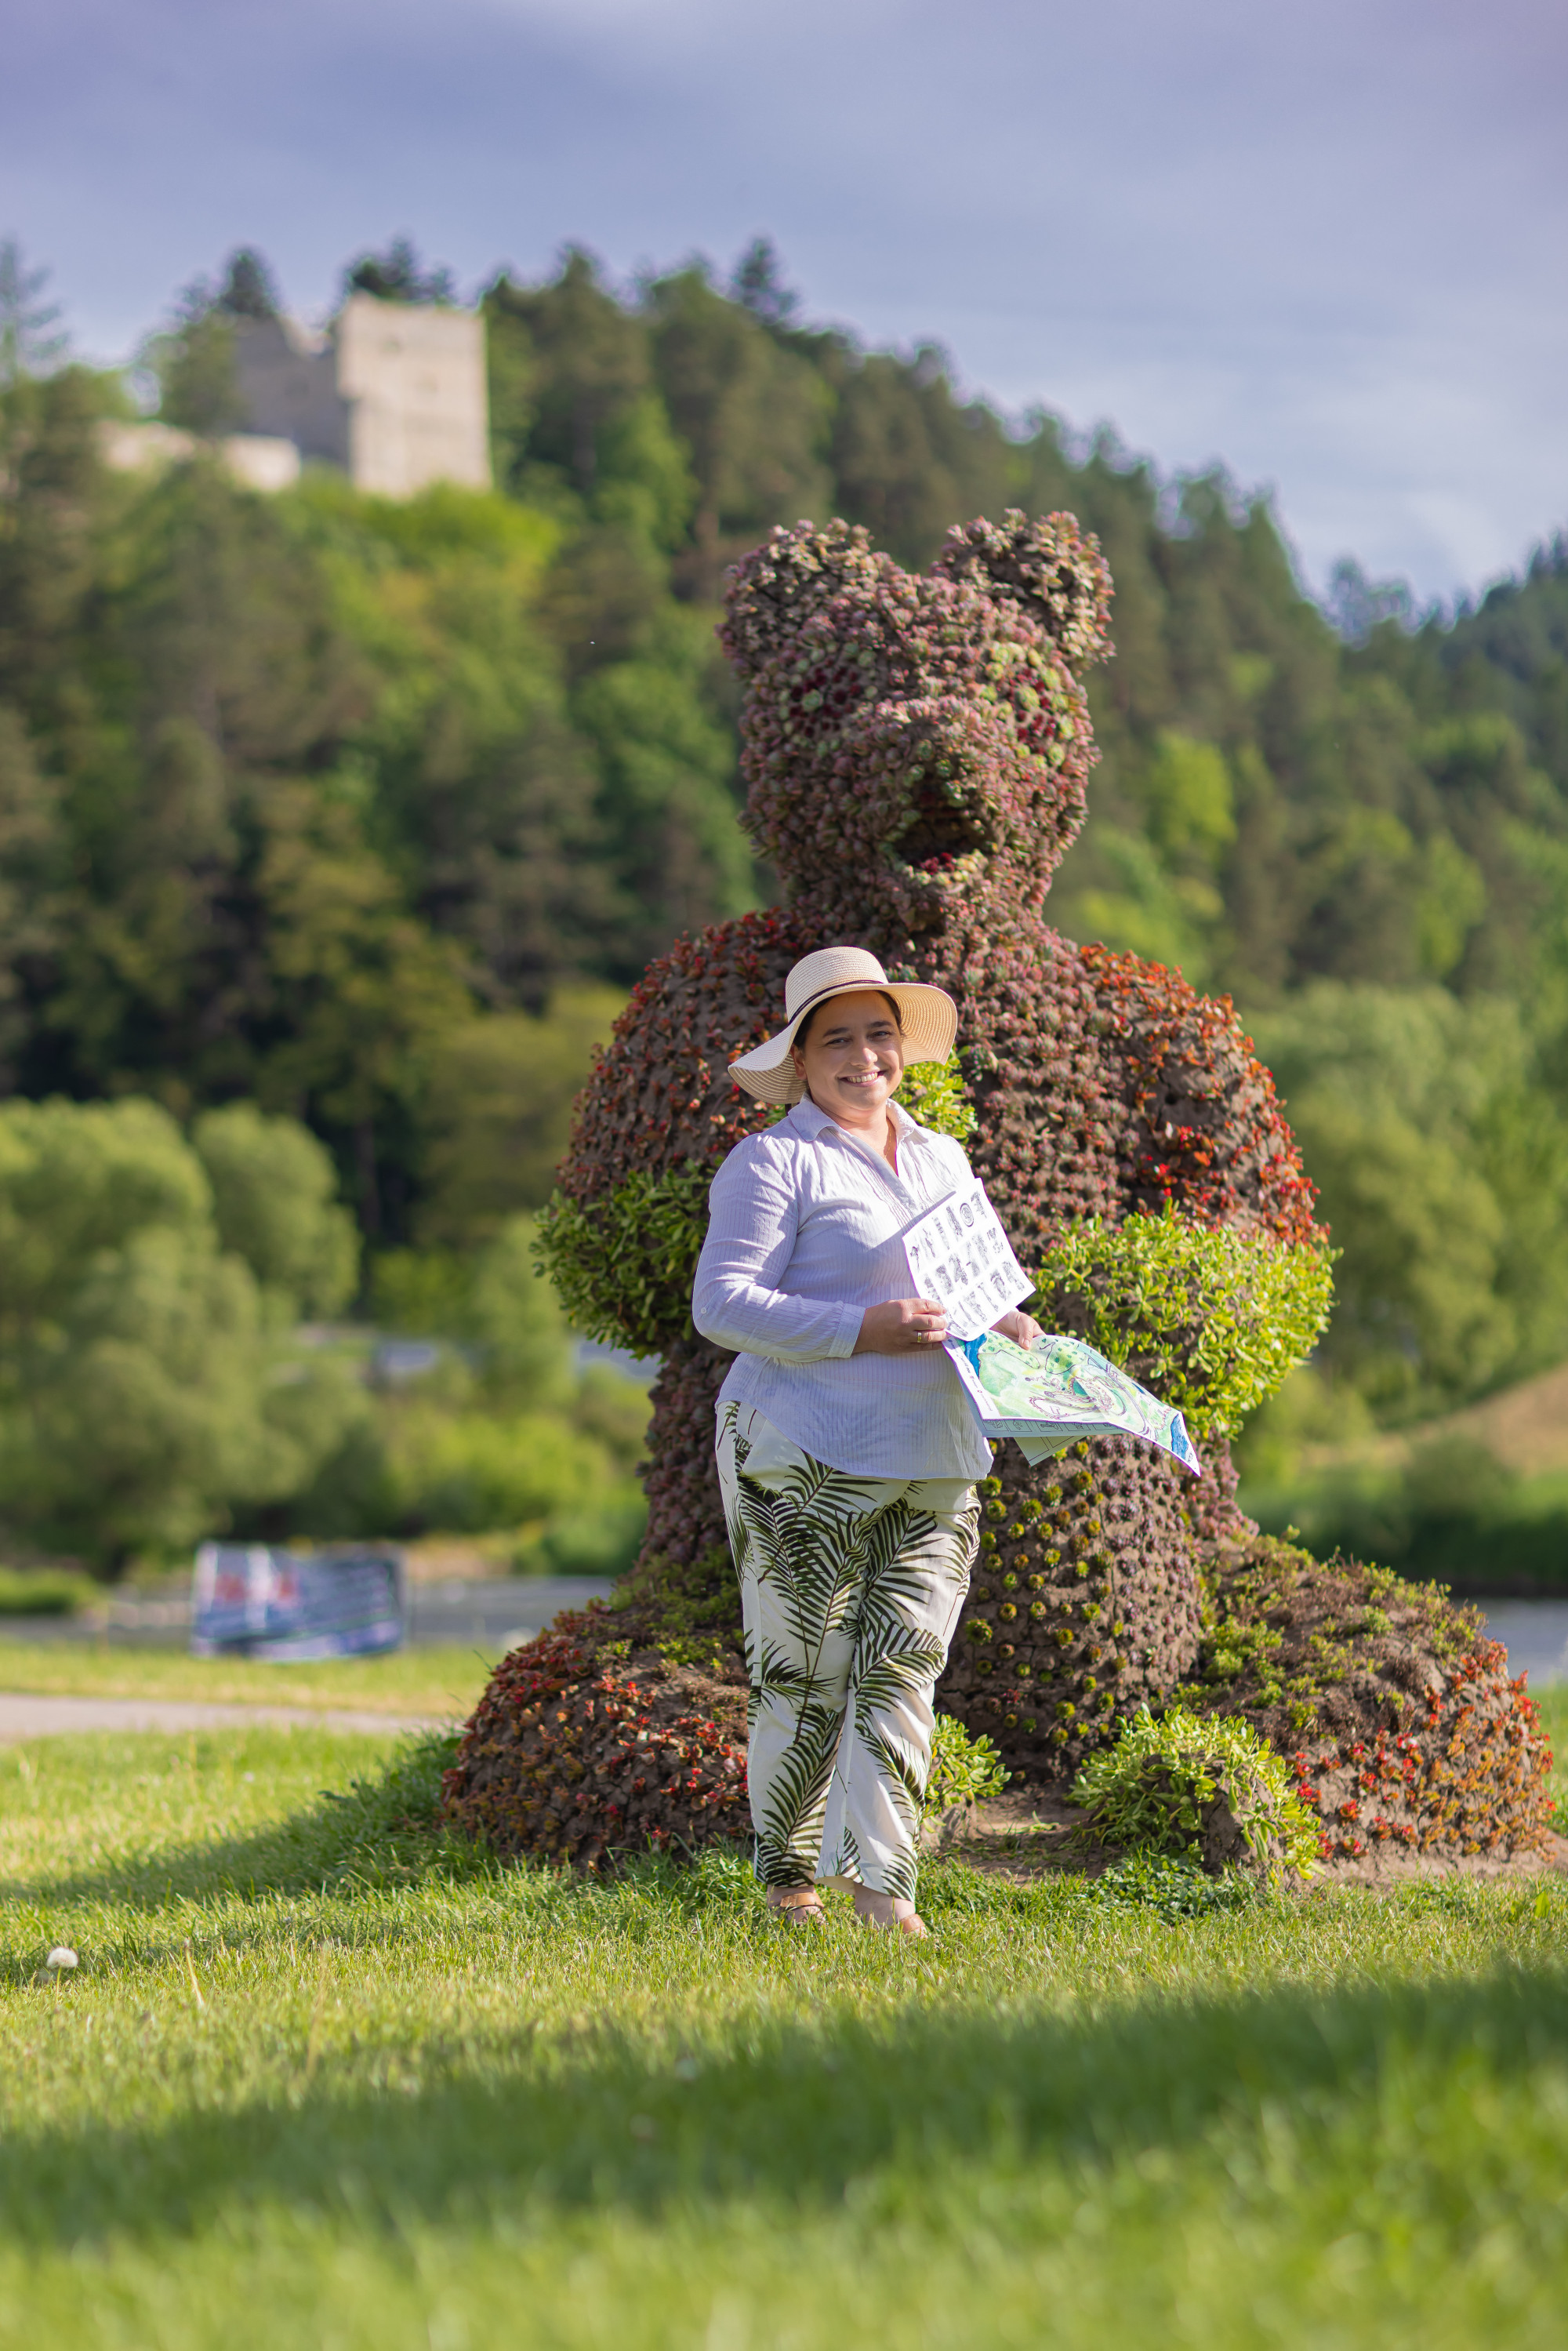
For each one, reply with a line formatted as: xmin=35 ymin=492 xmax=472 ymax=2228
xmin=851 ymin=1887 xmax=928 ymax=1939
xmin=767 ymin=1888 xmax=826 ymax=1924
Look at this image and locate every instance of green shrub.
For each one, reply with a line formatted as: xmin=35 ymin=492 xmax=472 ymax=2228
xmin=573 ymin=1365 xmax=655 ymax=1473
xmin=514 ymin=1490 xmax=648 ymax=1577
xmin=0 ymin=1564 xmax=99 ymax=1615
xmin=372 ymin=1217 xmax=577 ymax=1406
xmin=462 ymin=1218 xmax=579 ymax=1404
xmin=0 ymin=1097 xmax=365 ymax=1564
xmin=1070 ymin=1703 xmax=1319 ymax=1879
xmin=535 ymin=1164 xmax=713 ymax=1354
xmin=368 ymin=1249 xmax=477 ymax=1343
xmin=922 ymin=1710 xmax=1009 ymax=1822
xmin=385 ymin=1408 xmax=611 ymax=1535
xmin=414 ymin=989 xmax=629 ymax=1247
xmin=192 ymin=1103 xmax=358 ymax=1319
xmin=1033 ymin=1206 xmax=1335 ymax=1436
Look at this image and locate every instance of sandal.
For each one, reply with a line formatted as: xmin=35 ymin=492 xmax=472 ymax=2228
xmin=768 ymin=1889 xmax=826 ymax=1925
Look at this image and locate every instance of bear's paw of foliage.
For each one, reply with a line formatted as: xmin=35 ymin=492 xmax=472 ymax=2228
xmin=441 ymin=1612 xmax=750 ymax=1872
xmin=1034 ymin=1206 xmax=1336 ymax=1439
xmin=1174 ymin=1538 xmax=1554 ymax=1865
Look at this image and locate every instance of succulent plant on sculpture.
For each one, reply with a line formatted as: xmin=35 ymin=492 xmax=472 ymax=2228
xmin=442 ymin=511 xmax=1551 ymax=1868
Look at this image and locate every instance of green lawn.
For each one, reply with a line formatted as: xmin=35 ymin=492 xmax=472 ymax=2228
xmin=1 ymin=1697 xmax=1566 ymax=2348
xmin=0 ymin=1636 xmax=501 ymax=1717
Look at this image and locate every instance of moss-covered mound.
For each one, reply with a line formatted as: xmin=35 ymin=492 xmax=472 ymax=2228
xmin=1174 ymin=1539 xmax=1552 ymax=1863
xmin=441 ymin=1552 xmax=750 ymax=1871
xmin=443 ymin=1532 xmax=1552 ymax=1874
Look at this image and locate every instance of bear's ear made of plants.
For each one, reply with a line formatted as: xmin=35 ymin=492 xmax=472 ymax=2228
xmin=928 ymin=510 xmax=1115 ymax=674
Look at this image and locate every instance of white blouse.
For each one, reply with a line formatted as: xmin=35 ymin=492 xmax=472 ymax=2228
xmin=691 ymin=1095 xmax=993 ymax=1481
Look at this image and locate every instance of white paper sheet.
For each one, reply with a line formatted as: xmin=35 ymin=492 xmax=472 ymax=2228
xmin=901 ymin=1178 xmax=1033 ymax=1342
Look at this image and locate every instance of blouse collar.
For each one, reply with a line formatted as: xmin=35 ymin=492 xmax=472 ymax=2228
xmin=785 ymin=1093 xmax=934 ymax=1157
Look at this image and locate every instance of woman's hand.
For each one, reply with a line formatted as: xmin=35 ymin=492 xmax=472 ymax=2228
xmin=854 ymin=1298 xmax=950 ymax=1355
xmin=991 ymin=1308 xmax=1043 ymax=1348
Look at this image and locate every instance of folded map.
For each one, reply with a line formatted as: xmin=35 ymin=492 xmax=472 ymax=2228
xmin=946 ymin=1328 xmax=1201 ymax=1475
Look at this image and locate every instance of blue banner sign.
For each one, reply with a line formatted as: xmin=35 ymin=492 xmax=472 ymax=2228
xmin=191 ymin=1544 xmax=405 ymax=1659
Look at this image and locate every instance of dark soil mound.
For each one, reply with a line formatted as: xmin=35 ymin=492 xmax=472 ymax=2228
xmin=1173 ymin=1538 xmax=1552 ymax=1862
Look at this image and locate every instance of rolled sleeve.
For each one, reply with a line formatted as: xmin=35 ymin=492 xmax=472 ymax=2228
xmin=691 ymin=1147 xmax=865 ymax=1364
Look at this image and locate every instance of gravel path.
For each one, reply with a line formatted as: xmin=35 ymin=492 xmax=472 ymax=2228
xmin=0 ymin=1693 xmax=448 ymax=1743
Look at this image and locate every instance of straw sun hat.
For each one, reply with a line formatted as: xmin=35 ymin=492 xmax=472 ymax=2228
xmin=728 ymin=946 xmax=958 ymax=1106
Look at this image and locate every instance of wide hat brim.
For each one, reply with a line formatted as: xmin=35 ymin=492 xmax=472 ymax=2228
xmin=729 ymin=974 xmax=958 ymax=1106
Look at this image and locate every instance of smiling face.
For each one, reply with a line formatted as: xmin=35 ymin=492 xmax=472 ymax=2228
xmin=790 ymin=990 xmax=905 ymax=1126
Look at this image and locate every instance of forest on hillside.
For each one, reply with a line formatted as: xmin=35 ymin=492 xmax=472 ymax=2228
xmin=3 ymin=234 xmax=1568 ymax=1572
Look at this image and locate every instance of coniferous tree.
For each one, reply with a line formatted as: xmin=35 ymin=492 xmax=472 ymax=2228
xmin=341 ymin=237 xmax=457 ymax=306
xmin=0 ymin=242 xmax=68 ymax=387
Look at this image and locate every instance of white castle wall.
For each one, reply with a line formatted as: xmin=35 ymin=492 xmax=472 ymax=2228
xmin=334 ymin=297 xmax=490 ymax=499
xmin=99 ymin=420 xmax=302 ymax=492
xmin=111 ymin=296 xmax=495 ymax=502
xmin=231 ymin=315 xmax=350 ymax=467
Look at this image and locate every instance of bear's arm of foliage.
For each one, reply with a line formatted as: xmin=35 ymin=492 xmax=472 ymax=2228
xmin=534 ymin=1164 xmax=714 ymax=1356
xmin=1033 ymin=1208 xmax=1335 ymax=1439
xmin=535 ymin=1059 xmax=978 ymax=1354
xmin=1080 ymin=943 xmax=1323 ymax=1245
xmin=540 ymin=1052 xmax=1330 ymax=1389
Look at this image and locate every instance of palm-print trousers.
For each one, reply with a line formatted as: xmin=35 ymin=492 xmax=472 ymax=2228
xmin=715 ymin=1400 xmax=979 ymax=1901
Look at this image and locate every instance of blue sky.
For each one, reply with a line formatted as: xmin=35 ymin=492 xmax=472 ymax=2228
xmin=5 ymin=0 xmax=1565 ymax=602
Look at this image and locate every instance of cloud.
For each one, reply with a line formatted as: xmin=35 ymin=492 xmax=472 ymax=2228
xmin=2 ymin=0 xmax=1563 ymax=596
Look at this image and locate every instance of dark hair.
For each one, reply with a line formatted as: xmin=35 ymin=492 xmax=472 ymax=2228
xmin=793 ymin=990 xmax=904 ymax=1052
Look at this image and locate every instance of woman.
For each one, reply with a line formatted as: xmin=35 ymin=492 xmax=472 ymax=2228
xmin=692 ymin=945 xmax=1040 ymax=1935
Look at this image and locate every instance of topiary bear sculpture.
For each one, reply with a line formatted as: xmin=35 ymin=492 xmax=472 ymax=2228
xmin=536 ymin=511 xmax=1327 ymax=1786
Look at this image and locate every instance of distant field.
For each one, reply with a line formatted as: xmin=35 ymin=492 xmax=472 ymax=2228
xmin=1241 ymin=1355 xmax=1568 ymax=1589
xmin=1310 ymin=1358 xmax=1568 ymax=1484
xmin=0 ymin=1639 xmax=499 ymax=1718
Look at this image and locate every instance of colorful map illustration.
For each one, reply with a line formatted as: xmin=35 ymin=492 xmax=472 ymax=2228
xmin=949 ymin=1329 xmax=1201 ymax=1475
